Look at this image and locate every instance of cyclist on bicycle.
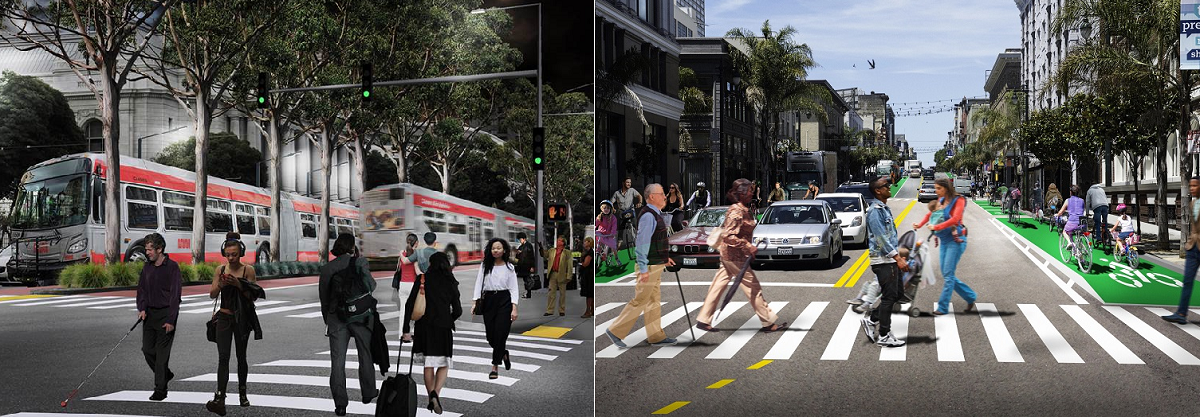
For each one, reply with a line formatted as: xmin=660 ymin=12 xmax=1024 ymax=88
xmin=1110 ymin=203 xmax=1135 ymax=256
xmin=596 ymin=200 xmax=621 ymax=266
xmin=612 ymin=178 xmax=643 ymax=247
xmin=1056 ymin=185 xmax=1087 ymax=247
xmin=686 ymin=181 xmax=712 ymax=212
xmin=1006 ymin=182 xmax=1021 ymax=214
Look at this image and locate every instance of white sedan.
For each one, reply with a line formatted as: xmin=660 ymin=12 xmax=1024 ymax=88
xmin=816 ymin=193 xmax=868 ymax=246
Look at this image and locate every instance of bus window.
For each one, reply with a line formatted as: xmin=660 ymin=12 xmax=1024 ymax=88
xmin=257 ymin=216 xmax=270 ymax=236
xmin=162 ymin=191 xmax=194 ymax=231
xmin=337 ymin=225 xmax=352 ymax=237
xmin=125 ymin=185 xmax=158 ymax=230
xmin=327 ymin=220 xmax=337 ymax=239
xmin=92 ymin=178 xmax=105 ymax=223
xmin=300 ymin=213 xmax=317 ymax=239
xmin=204 ymin=199 xmax=233 ymax=233
xmin=235 ymin=204 xmax=256 ymax=235
xmin=448 ymin=223 xmax=466 ymax=235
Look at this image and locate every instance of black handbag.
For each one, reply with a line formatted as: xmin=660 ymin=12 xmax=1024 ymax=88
xmin=206 ymin=296 xmax=219 ymax=343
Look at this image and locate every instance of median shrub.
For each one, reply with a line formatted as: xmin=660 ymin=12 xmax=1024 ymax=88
xmin=179 ymin=262 xmax=198 ymax=283
xmin=76 ymin=263 xmax=113 ymax=288
xmin=194 ymin=262 xmax=218 ymax=282
xmin=57 ymin=264 xmax=83 ymax=288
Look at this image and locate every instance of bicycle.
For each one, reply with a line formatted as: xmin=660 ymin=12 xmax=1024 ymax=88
xmin=1008 ymin=198 xmax=1022 ymax=224
xmin=1059 ymin=217 xmax=1094 ymax=273
xmin=1111 ymin=232 xmax=1140 ymax=269
xmin=596 ymin=233 xmax=624 ymax=271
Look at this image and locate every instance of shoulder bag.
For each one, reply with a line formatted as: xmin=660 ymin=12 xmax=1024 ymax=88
xmin=411 ymin=276 xmax=427 ymax=321
xmin=206 ymin=266 xmax=225 ymax=343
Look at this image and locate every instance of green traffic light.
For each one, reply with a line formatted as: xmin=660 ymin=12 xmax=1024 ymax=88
xmin=258 ymin=97 xmax=265 ymax=104
xmin=363 ymin=91 xmax=370 ymax=98
xmin=534 ymin=157 xmax=542 ymax=165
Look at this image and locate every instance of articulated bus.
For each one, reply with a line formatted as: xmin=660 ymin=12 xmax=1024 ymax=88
xmin=360 ymin=183 xmax=535 ymax=268
xmin=4 ymin=153 xmax=359 ymax=285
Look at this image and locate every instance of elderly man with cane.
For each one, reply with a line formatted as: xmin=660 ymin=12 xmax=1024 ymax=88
xmin=605 ymin=183 xmax=680 ymax=348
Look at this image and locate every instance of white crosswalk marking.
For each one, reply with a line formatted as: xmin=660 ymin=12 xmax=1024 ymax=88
xmin=181 ymin=373 xmax=493 ymax=403
xmin=180 ymin=299 xmax=288 ymax=313
xmin=178 ymin=299 xmax=219 ymax=309
xmin=376 ymin=344 xmax=557 ymax=361
xmin=332 ymin=347 xmax=541 ymax=372
xmin=378 ymin=311 xmax=404 ymax=320
xmin=1147 ymin=308 xmax=1200 ymax=344
xmin=879 ymin=306 xmax=909 ymax=361
xmin=455 ymin=330 xmax=584 ymax=345
xmin=935 ymin=304 xmax=964 ymax=362
xmin=977 ymin=303 xmax=1024 ymax=363
xmin=595 ymin=302 xmax=623 ymax=316
xmin=10 ymin=295 xmax=93 ymax=306
xmin=389 ymin=338 xmax=571 ymax=352
xmin=764 ymin=301 xmax=829 ymax=360
xmin=0 ymin=296 xmax=61 ymax=305
xmin=85 ymin=390 xmax=460 ymax=417
xmin=55 ymin=297 xmax=135 ymax=308
xmin=287 ymin=310 xmax=325 ymax=318
xmin=1018 ymin=304 xmax=1083 ymax=363
xmin=1104 ymin=306 xmax=1200 ymax=365
xmin=90 ymin=302 xmax=137 ymax=309
xmin=254 ymin=302 xmax=322 ymax=315
xmin=820 ymin=306 xmax=863 ymax=361
xmin=648 ymin=302 xmax=747 ymax=359
xmin=4 ymin=413 xmax=165 ymax=417
xmin=706 ymin=302 xmax=788 ymax=359
xmin=1061 ymin=305 xmax=1142 ymax=364
xmin=255 ymin=360 xmax=519 ymax=386
xmin=593 ymin=302 xmax=667 ymax=339
xmin=596 ymin=302 xmax=701 ymax=358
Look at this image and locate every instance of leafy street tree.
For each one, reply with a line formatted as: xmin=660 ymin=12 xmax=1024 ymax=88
xmin=0 ymin=0 xmax=178 ymax=263
xmin=152 ymin=132 xmax=264 ymax=187
xmin=0 ymin=71 xmax=84 ymax=197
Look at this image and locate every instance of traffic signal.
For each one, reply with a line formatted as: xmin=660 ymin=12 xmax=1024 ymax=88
xmin=256 ymin=72 xmax=268 ymax=108
xmin=361 ymin=62 xmax=373 ymax=101
xmin=532 ymin=127 xmax=545 ymax=170
xmin=546 ymin=203 xmax=568 ymax=222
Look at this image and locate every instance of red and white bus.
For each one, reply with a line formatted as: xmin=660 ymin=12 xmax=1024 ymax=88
xmin=4 ymin=153 xmax=359 ymax=284
xmin=360 ymin=183 xmax=535 ymax=267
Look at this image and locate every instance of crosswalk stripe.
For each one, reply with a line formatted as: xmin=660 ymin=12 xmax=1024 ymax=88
xmin=9 ymin=295 xmax=93 ymax=306
xmin=455 ymin=330 xmax=584 ymax=345
xmin=288 ymin=310 xmax=325 ymax=318
xmin=706 ymin=302 xmax=788 ymax=359
xmin=1147 ymin=308 xmax=1200 ymax=344
xmin=360 ymin=347 xmax=540 ymax=372
xmin=820 ymin=306 xmax=863 ymax=361
xmin=977 ymin=303 xmax=1024 ymax=363
xmin=89 ymin=302 xmax=137 ymax=310
xmin=254 ymin=302 xmax=322 ymax=315
xmin=935 ymin=304 xmax=964 ymax=362
xmin=1060 ymin=305 xmax=1142 ymax=364
xmin=763 ymin=301 xmax=829 ymax=360
xmin=879 ymin=306 xmax=910 ymax=361
xmin=389 ymin=337 xmax=572 ymax=352
xmin=593 ymin=302 xmax=667 ymax=339
xmin=378 ymin=311 xmax=404 ymax=320
xmin=84 ymin=390 xmax=461 ymax=417
xmin=255 ymin=360 xmax=518 ymax=386
xmin=0 ymin=295 xmax=59 ymax=305
xmin=1104 ymin=306 xmax=1200 ymax=365
xmin=55 ymin=297 xmax=135 ymax=308
xmin=377 ymin=344 xmax=557 ymax=361
xmin=181 ymin=373 xmax=493 ymax=403
xmin=178 ymin=299 xmax=219 ymax=309
xmin=3 ymin=413 xmax=165 ymax=417
xmin=648 ymin=302 xmax=748 ymax=359
xmin=180 ymin=300 xmax=288 ymax=314
xmin=595 ymin=302 xmax=623 ymax=316
xmin=596 ymin=302 xmax=702 ymax=358
xmin=1018 ymin=304 xmax=1083 ymax=363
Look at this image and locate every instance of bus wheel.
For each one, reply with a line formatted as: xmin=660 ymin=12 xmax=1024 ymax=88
xmin=256 ymin=244 xmax=270 ymax=264
xmin=445 ymin=247 xmax=458 ymax=268
xmin=125 ymin=245 xmax=148 ymax=263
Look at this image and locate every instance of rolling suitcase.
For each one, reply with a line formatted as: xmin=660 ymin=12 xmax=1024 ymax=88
xmin=376 ymin=351 xmax=417 ymax=417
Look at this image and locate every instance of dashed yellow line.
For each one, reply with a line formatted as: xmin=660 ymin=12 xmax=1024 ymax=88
xmin=652 ymin=401 xmax=691 ymax=414
xmin=706 ymin=379 xmax=735 ymax=389
xmin=746 ymin=360 xmax=773 ymax=370
xmin=841 ymin=200 xmax=918 ymax=288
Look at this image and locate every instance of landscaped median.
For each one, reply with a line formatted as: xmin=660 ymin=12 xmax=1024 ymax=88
xmin=992 ymin=215 xmax=1198 ymax=307
xmin=40 ymin=260 xmax=329 ymax=294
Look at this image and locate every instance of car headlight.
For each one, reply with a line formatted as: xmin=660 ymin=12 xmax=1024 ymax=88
xmin=671 ymin=245 xmax=679 ymax=253
xmin=804 ymin=236 xmax=822 ymax=245
xmin=707 ymin=246 xmax=716 ymax=253
xmin=851 ymin=216 xmax=862 ymax=227
xmin=68 ymin=239 xmax=87 ymax=253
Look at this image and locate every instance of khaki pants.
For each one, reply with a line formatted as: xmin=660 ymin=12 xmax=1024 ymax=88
xmin=546 ymin=274 xmax=568 ymax=314
xmin=696 ymin=259 xmax=778 ymax=327
xmin=608 ymin=264 xmax=667 ymax=343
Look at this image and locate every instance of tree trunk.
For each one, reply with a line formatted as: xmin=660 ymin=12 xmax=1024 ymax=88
xmin=191 ymin=89 xmax=212 ymax=264
xmin=1157 ymin=134 xmax=1169 ymax=250
xmin=268 ymin=112 xmax=282 ymax=262
xmin=319 ymin=127 xmax=333 ymax=262
xmin=1181 ymin=69 xmax=1193 ymax=258
xmin=352 ymin=136 xmax=365 ymax=198
xmin=101 ymin=71 xmax=122 ymax=264
xmin=1133 ymin=160 xmax=1141 ymax=235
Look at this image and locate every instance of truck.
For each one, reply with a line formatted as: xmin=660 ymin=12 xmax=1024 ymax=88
xmin=784 ymin=151 xmax=838 ymax=199
xmin=906 ymin=159 xmax=922 ymax=177
xmin=875 ymin=160 xmax=895 ymax=177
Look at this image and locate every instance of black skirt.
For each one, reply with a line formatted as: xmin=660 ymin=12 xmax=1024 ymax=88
xmin=579 ymin=254 xmax=594 ymax=298
xmin=412 ymin=319 xmax=454 ymax=358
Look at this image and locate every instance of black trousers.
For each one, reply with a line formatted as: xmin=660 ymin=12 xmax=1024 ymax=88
xmin=214 ymin=311 xmax=249 ymax=393
xmin=141 ymin=307 xmax=176 ymax=392
xmin=482 ymin=291 xmax=514 ymax=366
xmin=869 ymin=263 xmax=902 ymax=337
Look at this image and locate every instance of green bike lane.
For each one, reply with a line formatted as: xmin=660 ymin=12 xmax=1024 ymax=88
xmin=972 ymin=199 xmax=1199 ymax=307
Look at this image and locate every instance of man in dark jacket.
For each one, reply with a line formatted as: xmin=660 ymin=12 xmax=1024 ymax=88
xmin=319 ymin=234 xmax=378 ymax=416
xmin=136 ymin=233 xmax=182 ymax=401
xmin=516 ymin=232 xmax=536 ymax=298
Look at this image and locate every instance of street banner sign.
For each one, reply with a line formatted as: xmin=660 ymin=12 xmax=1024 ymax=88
xmin=1189 ymin=130 xmax=1200 ymax=154
xmin=1183 ymin=1 xmax=1200 ymax=70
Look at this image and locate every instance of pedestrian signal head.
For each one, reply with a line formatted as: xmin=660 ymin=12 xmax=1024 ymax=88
xmin=546 ymin=203 xmax=567 ymax=222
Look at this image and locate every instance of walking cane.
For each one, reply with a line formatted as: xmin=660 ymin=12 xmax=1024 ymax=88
xmin=671 ymin=269 xmax=698 ymax=342
xmin=62 ymin=317 xmax=143 ymax=407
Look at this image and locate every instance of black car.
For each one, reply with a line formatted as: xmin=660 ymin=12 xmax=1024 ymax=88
xmin=836 ymin=182 xmax=874 ymax=202
xmin=922 ymin=168 xmax=935 ymax=180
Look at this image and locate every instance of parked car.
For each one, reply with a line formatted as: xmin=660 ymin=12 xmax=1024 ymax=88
xmin=0 ymin=244 xmax=12 ymax=283
xmin=918 ymin=183 xmax=938 ymax=202
xmin=835 ymin=182 xmax=874 ymax=203
xmin=752 ymin=200 xmax=843 ymax=268
xmin=816 ymin=193 xmax=868 ymax=246
xmin=667 ymin=206 xmax=729 ymax=272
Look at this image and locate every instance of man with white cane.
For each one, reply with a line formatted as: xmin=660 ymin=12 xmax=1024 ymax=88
xmin=605 ymin=183 xmax=679 ymax=348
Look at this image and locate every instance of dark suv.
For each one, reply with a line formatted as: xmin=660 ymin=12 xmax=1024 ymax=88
xmin=922 ymin=169 xmax=935 ymax=180
xmin=836 ymin=182 xmax=874 ymax=202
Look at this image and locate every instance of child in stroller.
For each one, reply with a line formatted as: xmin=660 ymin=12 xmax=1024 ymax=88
xmin=848 ymin=230 xmax=929 ymax=316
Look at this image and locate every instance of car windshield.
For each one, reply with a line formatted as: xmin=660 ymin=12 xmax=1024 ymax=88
xmin=10 ymin=174 xmax=90 ymax=230
xmin=761 ymin=205 xmax=826 ymax=224
xmin=689 ymin=208 xmax=727 ymax=227
xmin=817 ymin=197 xmax=861 ymax=213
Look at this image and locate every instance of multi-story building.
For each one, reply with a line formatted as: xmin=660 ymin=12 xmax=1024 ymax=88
xmin=673 ymin=0 xmax=705 ymax=38
xmin=596 ymin=0 xmax=684 ymax=196
xmin=844 ymin=89 xmax=894 ymax=148
xmin=797 ymin=80 xmax=849 ymax=153
xmin=677 ymin=37 xmax=756 ymax=196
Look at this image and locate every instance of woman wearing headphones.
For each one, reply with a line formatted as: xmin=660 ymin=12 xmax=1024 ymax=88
xmin=205 ymin=232 xmax=264 ymax=415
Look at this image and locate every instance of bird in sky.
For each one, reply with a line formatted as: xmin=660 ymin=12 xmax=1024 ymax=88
xmin=868 ymin=59 xmax=876 ymax=69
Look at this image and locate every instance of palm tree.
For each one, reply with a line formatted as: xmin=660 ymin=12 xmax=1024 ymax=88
xmin=1049 ymin=0 xmax=1196 ymax=251
xmin=971 ymin=91 xmax=1025 ymax=186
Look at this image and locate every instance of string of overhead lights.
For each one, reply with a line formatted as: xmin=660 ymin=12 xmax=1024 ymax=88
xmin=887 ymin=96 xmax=989 ymax=106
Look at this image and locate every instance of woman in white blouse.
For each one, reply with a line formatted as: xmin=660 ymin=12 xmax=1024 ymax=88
xmin=473 ymin=238 xmax=520 ymax=380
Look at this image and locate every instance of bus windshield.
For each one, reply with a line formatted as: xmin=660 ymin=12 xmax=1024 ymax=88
xmin=11 ymin=174 xmax=90 ymax=230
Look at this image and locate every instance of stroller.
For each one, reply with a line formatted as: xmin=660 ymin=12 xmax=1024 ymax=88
xmin=891 ymin=230 xmax=932 ymax=317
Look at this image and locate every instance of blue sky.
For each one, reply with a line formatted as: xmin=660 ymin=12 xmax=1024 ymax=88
xmin=704 ymin=0 xmax=1021 ymax=166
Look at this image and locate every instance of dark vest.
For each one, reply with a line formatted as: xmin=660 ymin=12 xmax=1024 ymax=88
xmin=639 ymin=206 xmax=669 ymax=264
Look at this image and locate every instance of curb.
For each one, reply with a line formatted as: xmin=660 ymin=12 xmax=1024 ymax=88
xmin=30 ymin=273 xmax=311 ymax=295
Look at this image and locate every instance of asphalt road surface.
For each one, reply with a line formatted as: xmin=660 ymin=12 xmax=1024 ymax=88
xmin=0 ymin=266 xmax=594 ymax=417
xmin=595 ymin=175 xmax=1200 ymax=416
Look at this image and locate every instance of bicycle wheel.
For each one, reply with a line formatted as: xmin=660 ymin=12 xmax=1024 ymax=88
xmin=1076 ymin=234 xmax=1094 ymax=273
xmin=1126 ymin=247 xmax=1139 ymax=269
xmin=1059 ymin=232 xmax=1073 ymax=263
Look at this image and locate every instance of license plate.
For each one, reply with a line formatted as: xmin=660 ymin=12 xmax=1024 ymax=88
xmin=683 ymin=258 xmax=697 ymax=266
xmin=778 ymin=247 xmax=793 ymax=255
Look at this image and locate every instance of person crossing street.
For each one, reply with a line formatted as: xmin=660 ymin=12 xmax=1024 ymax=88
xmin=136 ymin=233 xmax=182 ymax=401
xmin=606 ymin=184 xmax=678 ymax=348
xmin=860 ymin=177 xmax=910 ymax=348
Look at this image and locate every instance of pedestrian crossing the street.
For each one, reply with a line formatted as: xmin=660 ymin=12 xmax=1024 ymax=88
xmin=0 ymin=294 xmax=397 ymax=320
xmin=593 ymin=300 xmax=1200 ymax=367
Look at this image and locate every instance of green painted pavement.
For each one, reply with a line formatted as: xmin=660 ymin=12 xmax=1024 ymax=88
xmin=972 ymin=199 xmax=1009 ymax=216
xmin=994 ymin=216 xmax=1198 ymax=307
xmin=890 ymin=177 xmax=907 ymax=194
xmin=595 ymin=248 xmax=636 ymax=283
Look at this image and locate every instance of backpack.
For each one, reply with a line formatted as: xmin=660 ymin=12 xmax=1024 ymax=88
xmin=330 ymin=256 xmax=375 ymax=323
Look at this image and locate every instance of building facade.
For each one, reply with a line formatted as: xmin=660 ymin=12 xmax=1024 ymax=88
xmin=673 ymin=0 xmax=705 ymax=38
xmin=797 ymin=80 xmax=849 ymax=153
xmin=678 ymin=37 xmax=757 ymax=197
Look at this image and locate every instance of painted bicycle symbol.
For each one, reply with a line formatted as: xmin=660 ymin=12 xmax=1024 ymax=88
xmin=1095 ymin=257 xmax=1182 ymax=288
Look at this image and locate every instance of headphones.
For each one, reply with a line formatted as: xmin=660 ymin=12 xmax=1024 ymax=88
xmin=225 ymin=239 xmax=246 ymax=257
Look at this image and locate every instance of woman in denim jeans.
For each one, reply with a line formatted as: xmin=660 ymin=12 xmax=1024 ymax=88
xmin=913 ymin=178 xmax=976 ymax=315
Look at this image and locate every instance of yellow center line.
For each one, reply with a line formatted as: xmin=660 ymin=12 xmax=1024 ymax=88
xmin=746 ymin=359 xmax=773 ymax=370
xmin=843 ymin=255 xmax=872 ymax=288
xmin=834 ymin=253 xmax=868 ymax=287
xmin=843 ymin=200 xmax=918 ymax=288
xmin=652 ymin=401 xmax=691 ymax=415
xmin=0 ymin=295 xmax=56 ymax=302
xmin=707 ymin=379 xmax=735 ymax=389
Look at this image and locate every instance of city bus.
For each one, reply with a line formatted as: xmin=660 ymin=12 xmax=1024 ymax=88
xmin=360 ymin=183 xmax=535 ymax=268
xmin=4 ymin=153 xmax=359 ymax=285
